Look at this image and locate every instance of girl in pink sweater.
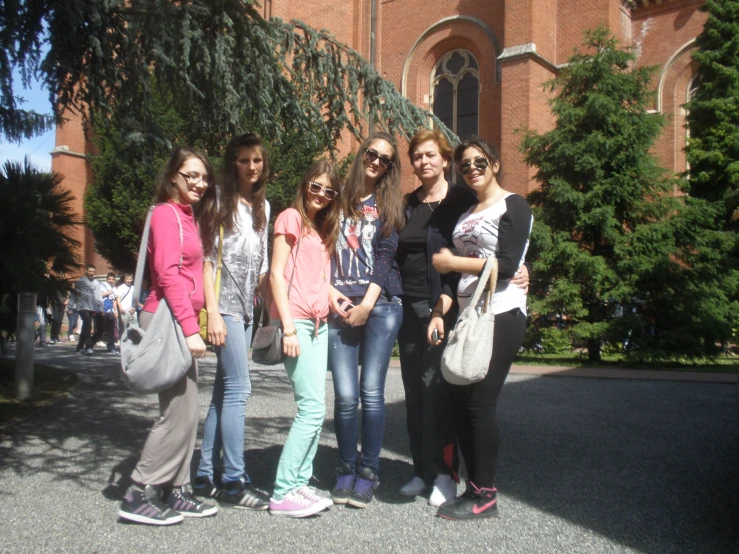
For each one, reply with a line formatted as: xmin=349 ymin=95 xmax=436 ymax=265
xmin=118 ymin=147 xmax=218 ymax=526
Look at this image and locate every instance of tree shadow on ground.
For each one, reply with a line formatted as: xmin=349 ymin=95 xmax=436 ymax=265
xmin=1 ymin=357 xmax=737 ymax=552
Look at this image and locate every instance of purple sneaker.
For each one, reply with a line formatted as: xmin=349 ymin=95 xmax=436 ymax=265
xmin=330 ymin=463 xmax=355 ymax=504
xmin=269 ymin=490 xmax=327 ymax=518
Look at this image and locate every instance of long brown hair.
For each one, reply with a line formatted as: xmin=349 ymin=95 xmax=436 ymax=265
xmin=293 ymin=160 xmax=342 ymax=256
xmin=153 ymin=147 xmax=214 ymax=204
xmin=199 ymin=133 xmax=270 ymax=255
xmin=342 ymin=131 xmax=404 ymax=236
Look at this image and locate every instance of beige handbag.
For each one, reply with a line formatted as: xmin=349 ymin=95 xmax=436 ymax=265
xmin=441 ymin=257 xmax=498 ymax=385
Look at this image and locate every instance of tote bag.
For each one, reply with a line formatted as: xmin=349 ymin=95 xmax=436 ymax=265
xmin=120 ymin=204 xmax=193 ymax=394
xmin=441 ymin=257 xmax=498 ymax=385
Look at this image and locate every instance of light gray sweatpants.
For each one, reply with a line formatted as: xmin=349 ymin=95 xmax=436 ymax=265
xmin=130 ymin=310 xmax=199 ymax=487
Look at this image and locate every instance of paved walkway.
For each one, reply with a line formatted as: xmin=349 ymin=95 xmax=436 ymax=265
xmin=1 ymin=341 xmax=737 ymax=553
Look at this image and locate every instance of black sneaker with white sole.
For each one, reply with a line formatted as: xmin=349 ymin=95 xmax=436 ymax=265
xmin=217 ymin=478 xmax=270 ymax=510
xmin=166 ymin=486 xmax=218 ymax=518
xmin=192 ymin=475 xmax=219 ymax=498
xmin=118 ymin=485 xmax=184 ymax=526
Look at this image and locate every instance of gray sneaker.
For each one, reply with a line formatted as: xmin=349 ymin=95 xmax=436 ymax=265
xmin=118 ymin=485 xmax=183 ymax=526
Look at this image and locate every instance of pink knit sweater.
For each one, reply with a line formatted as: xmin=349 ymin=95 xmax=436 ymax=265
xmin=142 ymin=201 xmax=204 ymax=337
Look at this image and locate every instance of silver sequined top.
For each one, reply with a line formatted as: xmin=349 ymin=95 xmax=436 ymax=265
xmin=206 ymin=196 xmax=270 ymax=321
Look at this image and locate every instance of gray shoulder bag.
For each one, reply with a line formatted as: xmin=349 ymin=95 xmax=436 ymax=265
xmin=120 ymin=204 xmax=193 ymax=394
xmin=251 ymin=226 xmax=303 ymax=365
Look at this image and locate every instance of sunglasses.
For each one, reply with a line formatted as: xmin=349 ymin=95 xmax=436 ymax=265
xmin=459 ymin=157 xmax=490 ymax=175
xmin=308 ymin=181 xmax=338 ymax=200
xmin=364 ymin=148 xmax=393 ymax=169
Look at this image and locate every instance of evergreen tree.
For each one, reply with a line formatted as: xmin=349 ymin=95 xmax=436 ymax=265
xmin=86 ymin=79 xmax=329 ymax=270
xmin=521 ymin=27 xmax=680 ymax=362
xmin=0 ymin=1 xmax=446 ymax=147
xmin=0 ymin=159 xmax=80 ymax=337
xmin=682 ymin=0 xmax=739 ymax=350
xmin=686 ymin=0 xmax=739 ymax=232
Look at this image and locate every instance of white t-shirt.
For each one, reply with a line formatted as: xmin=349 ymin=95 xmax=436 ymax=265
xmin=116 ymin=283 xmax=135 ymax=312
xmin=453 ymin=193 xmax=533 ymax=315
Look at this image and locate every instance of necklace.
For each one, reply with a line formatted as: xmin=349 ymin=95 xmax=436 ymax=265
xmin=424 ymin=199 xmax=441 ymax=214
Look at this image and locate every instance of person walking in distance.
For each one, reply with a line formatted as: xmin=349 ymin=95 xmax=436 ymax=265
xmin=73 ymin=264 xmax=102 ymax=355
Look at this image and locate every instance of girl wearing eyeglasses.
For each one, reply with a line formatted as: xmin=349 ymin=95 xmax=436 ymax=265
xmin=267 ymin=160 xmax=342 ymax=517
xmin=427 ymin=137 xmax=533 ymax=521
xmin=328 ymin=131 xmax=405 ymax=508
xmin=118 ymin=147 xmax=217 ymax=525
xmin=192 ymin=133 xmax=271 ymax=510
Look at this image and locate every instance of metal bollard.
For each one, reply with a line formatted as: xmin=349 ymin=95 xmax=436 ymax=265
xmin=15 ymin=293 xmax=36 ymax=401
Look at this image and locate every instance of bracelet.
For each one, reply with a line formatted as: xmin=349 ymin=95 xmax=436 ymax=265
xmin=283 ymin=329 xmax=297 ymax=337
xmin=430 ymin=310 xmax=444 ymax=319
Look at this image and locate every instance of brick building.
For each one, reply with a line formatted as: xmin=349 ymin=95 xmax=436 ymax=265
xmin=52 ymin=0 xmax=707 ymax=271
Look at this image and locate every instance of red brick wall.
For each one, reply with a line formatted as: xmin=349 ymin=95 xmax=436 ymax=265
xmin=54 ymin=0 xmax=706 ymax=263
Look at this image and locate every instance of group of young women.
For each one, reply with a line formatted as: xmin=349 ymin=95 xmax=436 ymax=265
xmin=117 ymin=127 xmax=532 ymax=526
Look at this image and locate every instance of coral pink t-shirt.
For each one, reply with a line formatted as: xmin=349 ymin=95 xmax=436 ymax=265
xmin=269 ymin=208 xmax=330 ymax=322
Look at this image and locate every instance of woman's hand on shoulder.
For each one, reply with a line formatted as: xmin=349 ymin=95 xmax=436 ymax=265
xmin=511 ymin=264 xmax=530 ymax=293
xmin=207 ymin=312 xmax=228 ymax=347
xmin=186 ymin=333 xmax=207 ymax=359
xmin=431 ymin=248 xmax=455 ymax=274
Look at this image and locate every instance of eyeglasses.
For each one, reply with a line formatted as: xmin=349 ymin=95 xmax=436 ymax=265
xmin=308 ymin=181 xmax=338 ymax=200
xmin=178 ymin=172 xmax=208 ymax=186
xmin=364 ymin=148 xmax=393 ymax=169
xmin=459 ymin=157 xmax=490 ymax=175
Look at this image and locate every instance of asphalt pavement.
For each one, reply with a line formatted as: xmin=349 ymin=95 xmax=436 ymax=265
xmin=0 ymin=341 xmax=737 ymax=553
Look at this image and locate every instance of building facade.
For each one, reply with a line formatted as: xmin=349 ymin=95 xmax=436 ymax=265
xmin=52 ymin=0 xmax=707 ymax=271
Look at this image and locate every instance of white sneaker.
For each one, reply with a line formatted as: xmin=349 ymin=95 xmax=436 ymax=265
xmin=296 ymin=485 xmax=333 ymax=510
xmin=399 ymin=476 xmax=426 ymax=497
xmin=428 ymin=474 xmax=457 ymax=507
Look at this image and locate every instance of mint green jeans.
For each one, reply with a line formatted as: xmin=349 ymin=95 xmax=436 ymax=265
xmin=273 ymin=319 xmax=328 ymax=499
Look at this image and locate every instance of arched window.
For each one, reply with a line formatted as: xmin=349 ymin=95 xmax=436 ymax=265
xmin=431 ymin=50 xmax=480 ymax=138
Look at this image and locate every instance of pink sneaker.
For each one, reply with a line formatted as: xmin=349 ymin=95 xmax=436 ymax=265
xmin=296 ymin=486 xmax=333 ymax=511
xmin=269 ymin=490 xmax=326 ymax=518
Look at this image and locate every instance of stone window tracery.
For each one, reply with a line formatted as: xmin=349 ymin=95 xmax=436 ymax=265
xmin=431 ymin=50 xmax=480 ymax=138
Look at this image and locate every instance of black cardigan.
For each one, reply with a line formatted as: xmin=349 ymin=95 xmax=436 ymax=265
xmin=403 ymin=183 xmax=477 ymax=308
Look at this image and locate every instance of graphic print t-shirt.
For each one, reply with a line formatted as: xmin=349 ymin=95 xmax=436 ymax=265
xmin=453 ymin=193 xmax=532 ymax=315
xmin=332 ymin=196 xmax=380 ymax=298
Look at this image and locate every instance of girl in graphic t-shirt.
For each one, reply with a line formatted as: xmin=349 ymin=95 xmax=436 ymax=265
xmin=268 ymin=160 xmax=342 ymax=518
xmin=328 ymin=131 xmax=405 ymax=508
xmin=427 ymin=137 xmax=533 ymax=521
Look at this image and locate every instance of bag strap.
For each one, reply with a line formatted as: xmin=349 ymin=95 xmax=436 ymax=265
xmin=259 ymin=223 xmax=304 ymax=328
xmin=128 ymin=203 xmax=184 ymax=326
xmin=214 ymin=225 xmax=224 ymax=303
xmin=468 ymin=257 xmax=498 ymax=314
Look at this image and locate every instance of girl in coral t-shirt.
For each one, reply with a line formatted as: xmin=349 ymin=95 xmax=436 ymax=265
xmin=268 ymin=160 xmax=342 ymax=518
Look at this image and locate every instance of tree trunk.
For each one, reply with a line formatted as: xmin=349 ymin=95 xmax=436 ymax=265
xmin=587 ymin=338 xmax=601 ymax=363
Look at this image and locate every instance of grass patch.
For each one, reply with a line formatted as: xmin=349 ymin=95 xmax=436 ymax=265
xmin=0 ymin=359 xmax=78 ymax=424
xmin=515 ymin=352 xmax=739 ymax=374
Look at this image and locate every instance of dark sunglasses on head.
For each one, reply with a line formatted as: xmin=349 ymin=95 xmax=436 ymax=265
xmin=459 ymin=157 xmax=490 ymax=175
xmin=308 ymin=181 xmax=338 ymax=200
xmin=364 ymin=148 xmax=393 ymax=169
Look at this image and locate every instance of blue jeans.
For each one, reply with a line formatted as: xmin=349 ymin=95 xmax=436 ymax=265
xmin=197 ymin=314 xmax=253 ymax=484
xmin=329 ymin=296 xmax=403 ymax=474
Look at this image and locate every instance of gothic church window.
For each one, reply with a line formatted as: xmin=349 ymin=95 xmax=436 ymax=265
xmin=432 ymin=50 xmax=480 ymax=138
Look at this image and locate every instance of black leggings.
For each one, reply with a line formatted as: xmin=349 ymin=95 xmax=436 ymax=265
xmin=450 ymin=308 xmax=527 ymax=489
